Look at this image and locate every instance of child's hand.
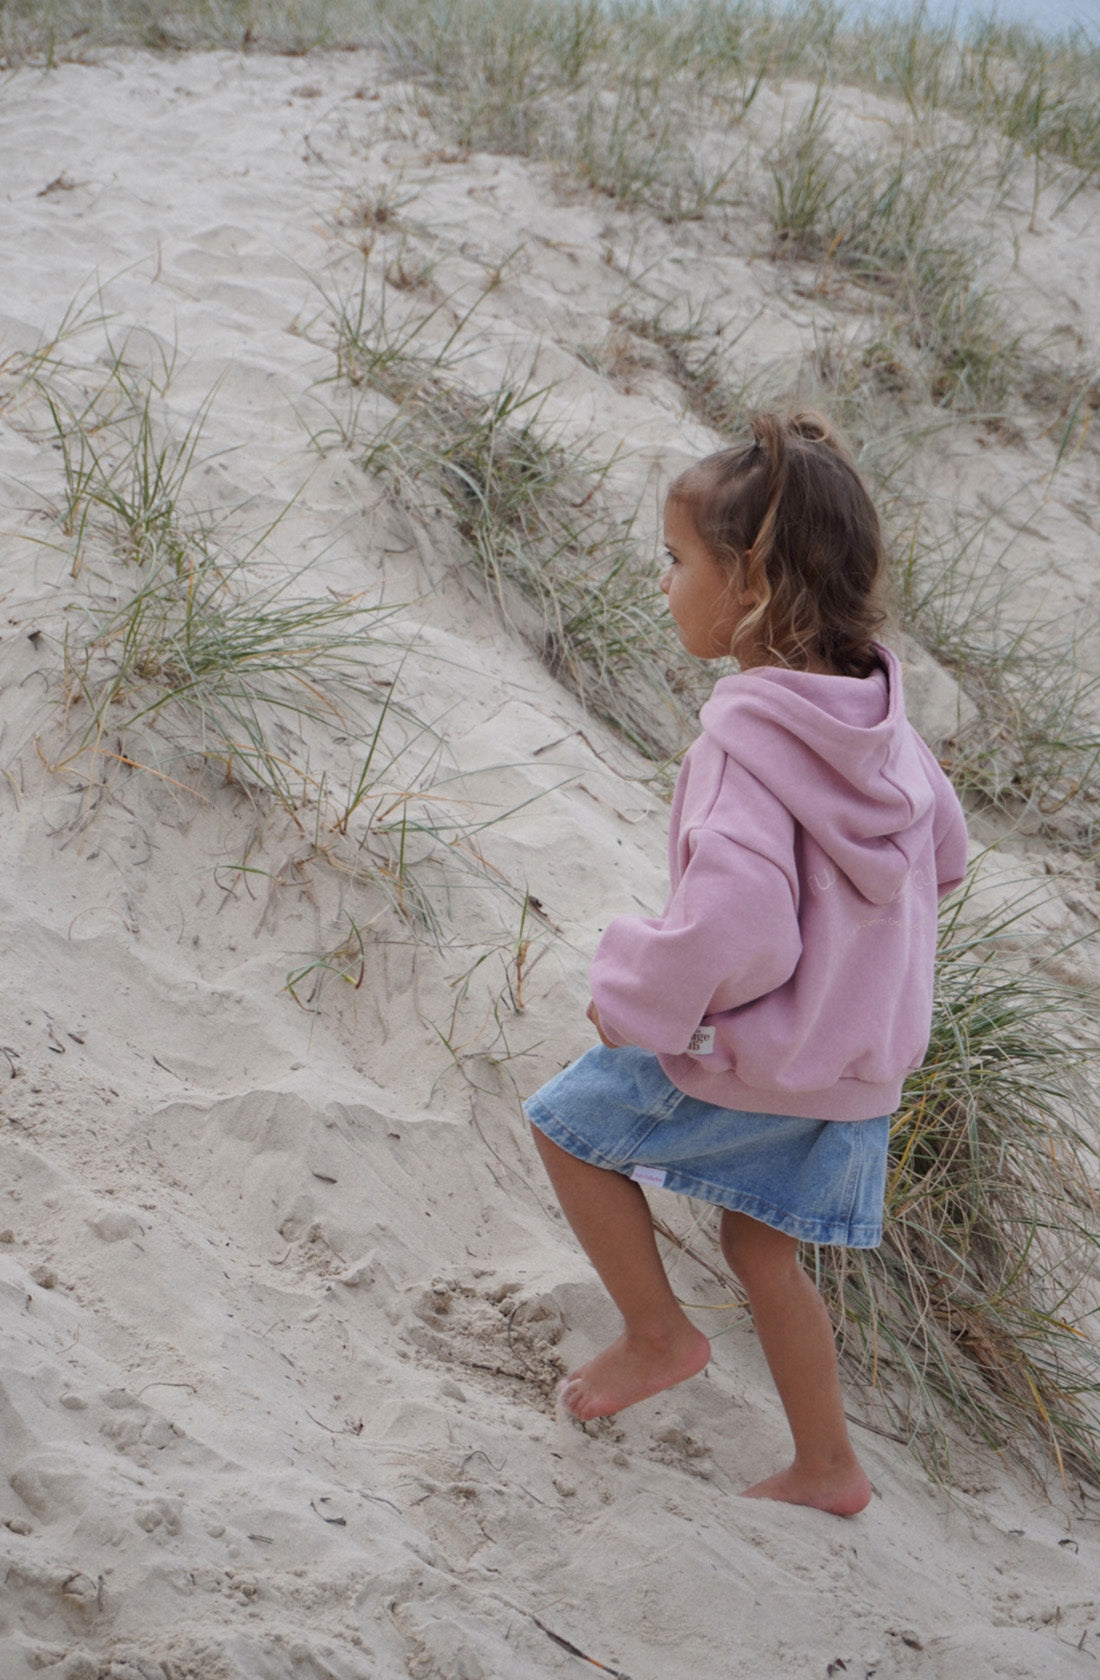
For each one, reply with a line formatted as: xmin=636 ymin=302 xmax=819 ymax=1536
xmin=586 ymin=999 xmax=618 ymax=1048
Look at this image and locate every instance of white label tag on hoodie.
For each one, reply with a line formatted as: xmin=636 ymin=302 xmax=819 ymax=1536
xmin=687 ymin=1026 xmax=716 ymax=1055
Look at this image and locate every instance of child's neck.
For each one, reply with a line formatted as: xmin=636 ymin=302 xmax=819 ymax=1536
xmin=739 ymin=650 xmax=842 ymax=678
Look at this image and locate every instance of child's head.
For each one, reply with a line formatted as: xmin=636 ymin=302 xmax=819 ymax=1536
xmin=664 ymin=411 xmax=885 ymax=677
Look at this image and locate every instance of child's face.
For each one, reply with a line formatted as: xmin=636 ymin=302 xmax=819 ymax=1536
xmin=660 ymin=499 xmax=750 ymax=660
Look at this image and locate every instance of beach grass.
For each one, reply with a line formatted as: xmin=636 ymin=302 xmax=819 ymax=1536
xmin=894 ymin=504 xmax=1100 ymax=834
xmin=15 ymin=336 xmax=540 ymax=951
xmin=819 ymin=871 xmax=1100 ymax=1490
xmin=765 ymin=89 xmax=1028 ymax=411
xmin=310 ymin=265 xmax=703 ymax=757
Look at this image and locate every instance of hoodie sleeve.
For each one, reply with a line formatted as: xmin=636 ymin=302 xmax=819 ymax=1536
xmin=588 ymin=827 xmax=802 ymax=1055
xmin=934 ymin=795 xmax=968 ymax=896
xmin=915 ymin=738 xmax=968 ymax=896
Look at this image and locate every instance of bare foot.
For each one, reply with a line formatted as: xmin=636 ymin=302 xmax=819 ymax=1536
xmin=742 ymin=1461 xmax=872 ymax=1517
xmin=558 ymin=1324 xmax=711 ymax=1421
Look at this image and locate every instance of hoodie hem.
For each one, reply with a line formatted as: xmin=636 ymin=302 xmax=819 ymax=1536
xmin=657 ymin=1055 xmax=902 ymax=1122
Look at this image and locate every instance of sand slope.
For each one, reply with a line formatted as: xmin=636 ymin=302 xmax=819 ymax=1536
xmin=1 ymin=48 xmax=1099 ymax=1680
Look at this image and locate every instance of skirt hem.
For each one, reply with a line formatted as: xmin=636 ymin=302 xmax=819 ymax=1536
xmin=525 ymin=1095 xmax=883 ymax=1250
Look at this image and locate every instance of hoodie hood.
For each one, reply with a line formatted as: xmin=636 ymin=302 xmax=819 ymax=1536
xmin=698 ymin=644 xmax=933 ymax=906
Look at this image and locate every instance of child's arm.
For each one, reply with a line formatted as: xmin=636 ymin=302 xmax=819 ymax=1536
xmin=589 ymin=828 xmax=801 ymax=1057
xmin=914 ymin=736 xmax=968 ymax=895
xmin=933 ymin=784 xmax=968 ymax=896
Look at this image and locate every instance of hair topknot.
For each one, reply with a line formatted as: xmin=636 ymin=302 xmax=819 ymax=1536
xmin=667 ymin=411 xmax=885 ymax=677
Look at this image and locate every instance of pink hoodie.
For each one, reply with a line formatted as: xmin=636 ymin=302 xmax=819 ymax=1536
xmin=589 ymin=645 xmax=968 ymax=1121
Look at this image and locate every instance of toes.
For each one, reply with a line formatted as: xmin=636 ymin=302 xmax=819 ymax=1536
xmin=556 ymin=1376 xmax=596 ymax=1420
xmin=556 ymin=1377 xmax=583 ymax=1416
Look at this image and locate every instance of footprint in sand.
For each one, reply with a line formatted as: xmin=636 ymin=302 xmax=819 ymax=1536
xmin=648 ymin=1414 xmax=715 ymax=1479
xmin=406 ymin=1274 xmax=567 ymax=1404
xmin=9 ymin=1451 xmax=93 ymax=1525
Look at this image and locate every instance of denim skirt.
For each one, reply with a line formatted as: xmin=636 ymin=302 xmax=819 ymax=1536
xmin=524 ymin=1045 xmax=889 ymax=1248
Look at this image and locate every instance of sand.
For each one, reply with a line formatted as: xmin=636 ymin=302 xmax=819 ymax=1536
xmin=1 ymin=45 xmax=1099 ymax=1680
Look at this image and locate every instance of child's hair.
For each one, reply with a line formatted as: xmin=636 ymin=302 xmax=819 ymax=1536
xmin=668 ymin=411 xmax=885 ymax=677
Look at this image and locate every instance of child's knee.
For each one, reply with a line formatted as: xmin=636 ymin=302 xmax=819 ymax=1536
xmin=719 ymin=1209 xmax=798 ymax=1287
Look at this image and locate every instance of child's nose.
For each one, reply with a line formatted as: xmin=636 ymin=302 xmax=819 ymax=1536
xmin=658 ymin=568 xmax=671 ymax=595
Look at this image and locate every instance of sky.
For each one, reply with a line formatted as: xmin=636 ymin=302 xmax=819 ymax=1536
xmin=868 ymin=0 xmax=1098 ymax=36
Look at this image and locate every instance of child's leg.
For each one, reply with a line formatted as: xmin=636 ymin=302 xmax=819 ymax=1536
xmin=531 ymin=1126 xmax=710 ymax=1420
xmin=720 ymin=1209 xmax=872 ymax=1515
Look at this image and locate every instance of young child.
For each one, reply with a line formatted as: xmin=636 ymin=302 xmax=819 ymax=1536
xmin=524 ymin=411 xmax=968 ymax=1518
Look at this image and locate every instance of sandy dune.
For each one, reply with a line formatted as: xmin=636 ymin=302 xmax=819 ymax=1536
xmin=1 ymin=46 xmax=1098 ymax=1680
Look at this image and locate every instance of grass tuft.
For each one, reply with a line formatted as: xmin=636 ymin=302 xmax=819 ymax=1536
xmin=58 ymin=542 xmax=408 ymax=813
xmin=895 ymin=507 xmax=1100 ymax=834
xmin=43 ymin=339 xmax=225 ymax=574
xmin=768 ymin=109 xmax=1022 ymax=411
xmin=369 ymin=369 xmax=697 ymax=756
xmin=21 ymin=338 xmax=532 ymax=948
xmin=819 ymin=872 xmax=1100 ymax=1490
xmin=309 ymin=267 xmax=701 ymax=756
